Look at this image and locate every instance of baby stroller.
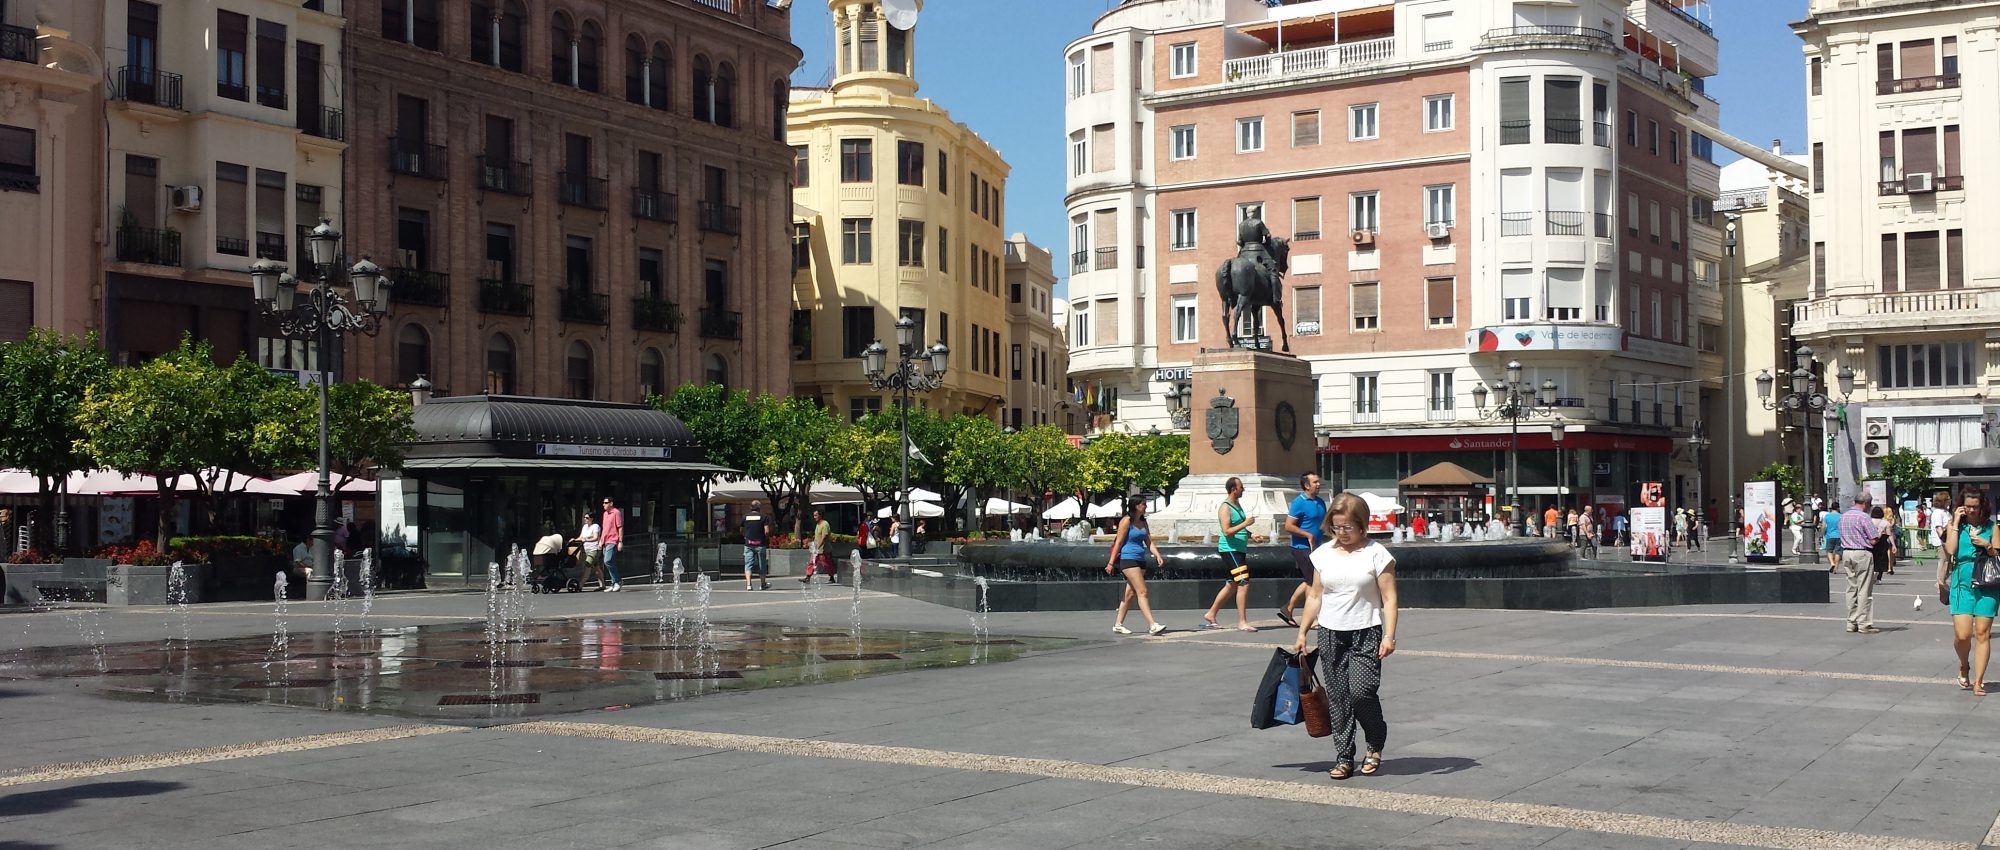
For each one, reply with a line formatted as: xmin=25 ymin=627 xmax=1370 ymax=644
xmin=531 ymin=548 xmax=582 ymax=593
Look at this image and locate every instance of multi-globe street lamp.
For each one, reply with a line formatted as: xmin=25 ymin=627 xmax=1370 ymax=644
xmin=1163 ymin=380 xmax=1193 ymax=431
xmin=1687 ymin=420 xmax=1711 ymax=553
xmin=249 ymin=218 xmax=391 ymax=601
xmin=862 ymin=315 xmax=948 ymax=560
xmin=1472 ymin=359 xmax=1560 ymax=536
xmin=1756 ymin=344 xmax=1854 ymax=564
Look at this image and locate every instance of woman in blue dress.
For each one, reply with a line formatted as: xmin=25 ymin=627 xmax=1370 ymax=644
xmin=1937 ymin=490 xmax=1997 ymax=694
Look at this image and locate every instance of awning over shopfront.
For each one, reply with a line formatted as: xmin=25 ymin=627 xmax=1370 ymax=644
xmin=404 ymin=394 xmax=719 ymax=469
xmin=1400 ymin=462 xmax=1495 ymax=487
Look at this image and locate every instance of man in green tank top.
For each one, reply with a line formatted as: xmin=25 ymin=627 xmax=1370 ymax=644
xmin=1202 ymin=477 xmax=1259 ymax=631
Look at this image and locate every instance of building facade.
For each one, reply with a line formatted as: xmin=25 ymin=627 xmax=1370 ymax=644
xmin=1000 ymin=234 xmax=1075 ymax=432
xmin=1064 ymin=0 xmax=1716 ymax=516
xmin=0 ymin=0 xmax=104 ymax=342
xmin=1715 ymin=150 xmax=1810 ymax=495
xmin=344 ymin=0 xmax=799 ymax=402
xmin=788 ymin=0 xmax=1015 ymax=422
xmin=1795 ymin=0 xmax=1999 ymax=497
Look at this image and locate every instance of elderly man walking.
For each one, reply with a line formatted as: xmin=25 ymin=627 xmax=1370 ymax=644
xmin=1838 ymin=491 xmax=1884 ymax=634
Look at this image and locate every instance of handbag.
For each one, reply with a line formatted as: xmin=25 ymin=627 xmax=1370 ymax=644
xmin=1974 ymin=552 xmax=2000 ymax=590
xmin=1251 ymin=648 xmax=1303 ymax=729
xmin=1299 ymin=652 xmax=1333 ymax=738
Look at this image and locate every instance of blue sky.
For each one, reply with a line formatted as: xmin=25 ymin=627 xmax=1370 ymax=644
xmin=788 ymin=1 xmax=1810 ymax=298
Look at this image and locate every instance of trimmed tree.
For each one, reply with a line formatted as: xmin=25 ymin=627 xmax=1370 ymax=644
xmin=1879 ymin=447 xmax=1934 ymax=503
xmin=0 ymin=329 xmax=111 ymax=553
xmin=942 ymin=415 xmax=1012 ymax=530
xmin=258 ymin=378 xmax=416 ymax=488
xmin=1008 ymin=425 xmax=1084 ymax=514
xmin=77 ymin=338 xmax=241 ymax=547
xmin=748 ymin=395 xmax=842 ymax=538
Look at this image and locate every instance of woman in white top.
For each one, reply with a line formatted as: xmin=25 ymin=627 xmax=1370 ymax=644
xmin=576 ymin=510 xmax=606 ymax=591
xmin=1291 ymin=492 xmax=1399 ymax=781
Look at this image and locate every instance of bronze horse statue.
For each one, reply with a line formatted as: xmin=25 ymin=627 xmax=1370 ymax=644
xmin=1215 ymin=216 xmax=1292 ymax=352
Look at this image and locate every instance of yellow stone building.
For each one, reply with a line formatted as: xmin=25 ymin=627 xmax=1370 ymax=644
xmin=787 ymin=0 xmax=1012 ymax=421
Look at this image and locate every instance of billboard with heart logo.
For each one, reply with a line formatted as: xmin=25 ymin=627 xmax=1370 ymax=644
xmin=1465 ymin=325 xmax=1627 ymax=352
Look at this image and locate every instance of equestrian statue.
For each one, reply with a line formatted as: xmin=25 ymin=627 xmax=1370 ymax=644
xmin=1215 ymin=214 xmax=1292 ymax=352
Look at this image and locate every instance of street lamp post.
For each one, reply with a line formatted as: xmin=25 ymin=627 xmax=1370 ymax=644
xmin=1552 ymin=416 xmax=1567 ymax=518
xmin=862 ymin=315 xmax=949 ymax=560
xmin=1756 ymin=344 xmax=1855 ymax=565
xmin=249 ymin=218 xmax=392 ymax=601
xmin=1472 ymin=360 xmax=1559 ymax=536
xmin=1163 ymin=381 xmax=1193 ymax=431
xmin=1687 ymin=420 xmax=1711 ymax=554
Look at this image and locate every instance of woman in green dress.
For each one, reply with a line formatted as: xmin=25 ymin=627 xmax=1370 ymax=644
xmin=1937 ymin=490 xmax=1998 ymax=694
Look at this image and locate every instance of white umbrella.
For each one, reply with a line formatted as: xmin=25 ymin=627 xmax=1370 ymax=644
xmin=1086 ymin=499 xmax=1124 ymax=519
xmin=65 ymin=469 xmax=160 ymax=496
xmin=981 ymin=497 xmax=1030 ymax=516
xmin=265 ymin=471 xmax=376 ymax=494
xmin=156 ymin=468 xmax=296 ymax=496
xmin=0 ymin=469 xmax=41 ymax=494
xmin=1041 ymin=497 xmax=1082 ymax=521
xmin=900 ymin=487 xmax=944 ymax=502
xmin=878 ymin=501 xmax=943 ymax=518
xmin=1357 ymin=491 xmax=1404 ymax=514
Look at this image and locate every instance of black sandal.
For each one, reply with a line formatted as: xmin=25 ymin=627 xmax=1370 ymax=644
xmin=1276 ymin=610 xmax=1298 ymax=628
xmin=1328 ymin=762 xmax=1353 ymax=780
xmin=1359 ymin=753 xmax=1382 ymax=775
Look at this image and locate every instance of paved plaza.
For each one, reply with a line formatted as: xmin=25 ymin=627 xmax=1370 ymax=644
xmin=1 ymin=569 xmax=1997 ymax=850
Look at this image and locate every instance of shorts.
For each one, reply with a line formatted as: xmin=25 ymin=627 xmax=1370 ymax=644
xmin=1291 ymin=548 xmax=1313 ymax=581
xmin=1116 ymin=559 xmax=1146 ymax=572
xmin=1219 ymin=550 xmax=1249 ymax=585
xmin=743 ymin=545 xmax=768 ymax=576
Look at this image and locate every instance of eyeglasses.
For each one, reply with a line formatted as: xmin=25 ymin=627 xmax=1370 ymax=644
xmin=1328 ymin=524 xmax=1360 ymax=535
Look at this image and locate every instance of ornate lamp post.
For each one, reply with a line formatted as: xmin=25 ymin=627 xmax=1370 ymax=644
xmin=1686 ymin=420 xmax=1710 ymax=553
xmin=250 ymin=218 xmax=392 ymax=601
xmin=1551 ymin=415 xmax=1567 ymax=513
xmin=1756 ymin=344 xmax=1854 ymax=564
xmin=1472 ymin=359 xmax=1560 ymax=536
xmin=862 ymin=315 xmax=948 ymax=559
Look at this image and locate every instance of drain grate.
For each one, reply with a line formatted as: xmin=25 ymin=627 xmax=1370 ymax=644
xmin=437 ymin=693 xmax=541 ymax=705
xmin=655 ymin=670 xmax=744 ymax=680
xmin=235 ymin=679 xmax=335 ymax=689
xmin=816 ymin=653 xmax=900 ymax=661
xmin=460 ymin=660 xmax=545 ymax=669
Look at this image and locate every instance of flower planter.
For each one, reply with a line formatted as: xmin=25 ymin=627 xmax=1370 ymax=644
xmin=2 ymin=558 xmax=110 ymax=604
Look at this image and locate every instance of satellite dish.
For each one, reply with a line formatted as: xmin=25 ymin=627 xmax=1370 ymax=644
xmin=883 ymin=0 xmax=919 ymax=30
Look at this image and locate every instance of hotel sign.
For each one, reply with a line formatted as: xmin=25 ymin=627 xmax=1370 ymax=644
xmin=1152 ymin=367 xmax=1191 ymax=383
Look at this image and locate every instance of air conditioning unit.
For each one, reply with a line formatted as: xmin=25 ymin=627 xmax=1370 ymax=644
xmin=1351 ymin=229 xmax=1375 ymax=245
xmin=1862 ymin=439 xmax=1890 ymax=459
xmin=170 ymin=185 xmax=202 ymax=212
xmin=1863 ymin=418 xmax=1891 ymax=439
xmin=1905 ymin=172 xmax=1935 ymax=193
xmin=1425 ymin=221 xmax=1451 ymax=240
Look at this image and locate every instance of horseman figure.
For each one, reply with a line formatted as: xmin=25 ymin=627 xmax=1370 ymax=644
xmin=1215 ymin=214 xmax=1292 ymax=351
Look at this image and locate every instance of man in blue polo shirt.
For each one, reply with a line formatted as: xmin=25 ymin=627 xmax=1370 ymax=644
xmin=1837 ymin=490 xmax=1883 ymax=633
xmin=1277 ymin=471 xmax=1327 ymax=627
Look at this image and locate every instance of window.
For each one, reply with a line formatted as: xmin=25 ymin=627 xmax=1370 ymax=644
xmin=1648 ymin=120 xmax=1659 ymax=155
xmin=1878 ymin=342 xmax=1977 ymax=388
xmin=1428 ymin=371 xmax=1454 ymax=416
xmin=937 ymin=227 xmax=948 ymax=273
xmin=841 ymin=217 xmax=872 ymax=264
xmin=485 ymin=222 xmax=516 ymax=282
xmin=1170 ymin=125 xmax=1196 ymax=160
xmin=1170 ymin=209 xmax=1196 ymax=250
xmin=1624 ymin=109 xmax=1637 ymax=146
xmin=1353 ymin=375 xmax=1379 ymax=416
xmin=1348 ymin=103 xmax=1378 ymax=140
xmin=218 ymin=11 xmax=247 ymax=100
xmin=1237 ymin=202 xmax=1264 ymax=223
xmin=1424 ymin=185 xmax=1454 ymax=225
xmin=1671 ymin=296 xmax=1683 ymax=343
xmin=1594 ymin=270 xmax=1613 ymax=322
xmin=1237 ymin=117 xmax=1264 ymax=152
xmin=565 ymin=341 xmax=594 ymax=399
xmin=255 ymin=20 xmax=286 ymax=109
xmin=1170 ymin=295 xmax=1198 ymax=343
xmin=382 ymin=0 xmax=439 ymax=49
xmin=1543 ymin=77 xmax=1579 ymax=144
xmin=1545 ymin=268 xmax=1584 ymax=321
xmin=0 ymin=125 xmax=36 ymax=192
xmin=896 ymin=140 xmax=924 ymax=186
xmin=1295 ymin=286 xmax=1321 ymax=335
xmin=1170 ymin=42 xmax=1196 ymax=78
xmin=1070 ymin=131 xmax=1087 ymax=177
xmin=1814 ymin=242 xmax=1827 ymax=297
xmin=1425 ymin=277 xmax=1454 ymax=327
xmin=1650 ymin=291 xmax=1662 ymax=338
xmin=1424 ymin=94 xmax=1453 ymax=132
xmin=848 ymin=396 xmax=883 ymax=423
xmin=1420 ymin=11 xmax=1453 ymax=50
xmin=486 ymin=334 xmax=515 ymax=394
xmin=937 ymin=150 xmax=948 ymax=194
xmin=1626 ymin=192 xmax=1639 ymax=235
xmin=1626 ymin=285 xmax=1640 ymax=330
xmin=839 ymin=138 xmax=872 ymax=182
xmin=1500 ymin=77 xmax=1529 ymax=144
xmin=1292 ymin=196 xmax=1320 ymax=240
xmin=396 ymin=325 xmax=430 ymax=384
xmin=394 ymin=206 xmax=429 ymax=269
xmin=1648 ymin=200 xmax=1660 ymax=242
xmin=216 ymin=162 xmax=248 ymax=255
xmin=1292 ymin=110 xmax=1320 ymax=147
xmin=792 ymin=145 xmax=810 ymax=187
xmin=842 ymin=306 xmax=875 ymax=357
xmin=1068 ymin=51 xmax=1085 ymax=99
xmin=897 ymin=219 xmax=924 ymax=267
xmin=1091 ymin=43 xmax=1114 ymax=93
xmin=1668 ymin=130 xmax=1680 ymax=163
xmin=1690 ymin=132 xmax=1714 ymax=163
xmin=1502 ymin=269 xmax=1533 ymax=320
xmin=1810 ymin=56 xmax=1823 ymax=96
xmin=1090 ymin=124 xmax=1114 ymax=172
xmin=1349 ymin=192 xmax=1379 ymax=233
xmin=1350 ymin=282 xmax=1379 ymax=331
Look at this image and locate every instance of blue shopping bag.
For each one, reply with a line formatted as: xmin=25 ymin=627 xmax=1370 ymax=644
xmin=1251 ymin=648 xmax=1306 ymax=729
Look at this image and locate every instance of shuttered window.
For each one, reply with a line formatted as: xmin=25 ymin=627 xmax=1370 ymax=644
xmin=216 ymin=162 xmax=248 ymax=252
xmin=1295 ymin=286 xmax=1321 ymax=333
xmin=1292 ymin=196 xmax=1320 ymax=239
xmin=1905 ymin=231 xmax=1940 ymax=291
xmin=1900 ymin=39 xmax=1935 ymax=78
xmin=1292 ymin=110 xmax=1319 ymax=146
xmin=1881 ymin=234 xmax=1899 ymax=292
xmin=1091 ymin=44 xmax=1114 ymax=92
xmin=1350 ymin=282 xmax=1379 ymax=331
xmin=1426 ymin=277 xmax=1454 ymax=327
xmin=1944 ymin=125 xmax=1960 ymax=177
xmin=1095 ymin=297 xmax=1118 ymax=343
xmin=0 ymin=280 xmax=29 ymax=342
xmin=1948 ymin=229 xmax=1964 ymax=289
xmin=1090 ymin=124 xmax=1114 ymax=172
xmin=1902 ymin=127 xmax=1936 ymax=175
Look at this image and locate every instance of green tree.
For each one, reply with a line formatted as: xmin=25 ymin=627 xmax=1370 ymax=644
xmin=76 ymin=338 xmax=247 ymax=546
xmin=1133 ymin=433 xmax=1191 ymax=498
xmin=1008 ymin=425 xmax=1083 ymax=512
xmin=658 ymin=383 xmax=761 ymax=520
xmin=1879 ymin=447 xmax=1934 ymax=502
xmin=748 ymin=395 xmax=842 ymax=537
xmin=0 ymin=329 xmax=110 ymax=552
xmin=1752 ymin=462 xmax=1805 ymax=504
xmin=828 ymin=420 xmax=901 ymax=517
xmin=943 ymin=415 xmax=1012 ymax=527
xmin=1081 ymin=432 xmax=1146 ymax=498
xmin=257 ymin=378 xmax=415 ymax=488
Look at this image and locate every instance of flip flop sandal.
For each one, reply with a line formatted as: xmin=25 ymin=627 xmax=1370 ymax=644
xmin=1328 ymin=762 xmax=1353 ymax=780
xmin=1276 ymin=610 xmax=1298 ymax=628
xmin=1359 ymin=754 xmax=1382 ymax=776
xmin=1961 ymin=666 xmax=1974 ymax=691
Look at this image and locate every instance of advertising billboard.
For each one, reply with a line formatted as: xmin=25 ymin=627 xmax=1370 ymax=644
xmin=1742 ymin=481 xmax=1780 ymax=564
xmin=1629 ymin=507 xmax=1668 ymax=562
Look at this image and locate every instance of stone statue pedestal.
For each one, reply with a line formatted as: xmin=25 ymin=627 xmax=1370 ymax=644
xmin=1151 ymin=349 xmax=1318 ymax=542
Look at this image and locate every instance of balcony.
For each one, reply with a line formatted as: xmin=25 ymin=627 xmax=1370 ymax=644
xmin=692 ymin=0 xmax=735 ymax=11
xmin=1792 ymin=289 xmax=1995 ymax=337
xmin=477 ymin=156 xmax=530 ymax=195
xmin=477 ymin=279 xmax=534 ymax=316
xmin=631 ymin=296 xmax=680 ymax=332
xmin=114 ymin=226 xmax=180 ymax=267
xmin=1594 ymin=121 xmax=1611 ymax=146
xmin=559 ymin=288 xmax=609 ymax=324
xmin=1500 ymin=119 xmax=1531 ymax=145
xmin=0 ymin=164 xmax=35 ymax=193
xmin=0 ymin=23 xmax=34 ymax=63
xmin=697 ymin=202 xmax=741 ymax=235
xmin=558 ymin=172 xmax=608 ymax=209
xmin=1094 ymin=247 xmax=1120 ymax=271
xmin=1427 ymin=403 xmax=1455 ymax=422
xmin=389 ymin=138 xmax=447 ymax=180
xmin=388 ymin=268 xmax=449 ymax=307
xmin=1070 ymin=250 xmax=1088 ymax=273
xmin=217 ymin=235 xmax=249 ymax=257
xmin=1352 ymin=406 xmax=1382 ymax=425
xmin=1221 ymin=37 xmax=1394 ymax=85
xmin=300 ymin=106 xmax=344 ymax=141
xmin=1500 ymin=212 xmax=1533 ymax=237
xmin=1877 ymin=74 xmax=1959 ymax=96
xmin=698 ymin=308 xmax=741 ymax=340
xmin=1879 ymin=174 xmax=1963 ymax=195
xmin=1478 ymin=26 xmax=1615 ymax=52
xmin=292 ymin=224 xmax=322 ymax=281
xmin=632 ymin=188 xmax=676 ymax=223
xmin=1544 ymin=117 xmax=1581 ymax=145
xmin=110 ymin=66 xmax=184 ymax=111
xmin=1593 ymin=213 xmax=1612 ymax=238
xmin=254 ymin=231 xmax=287 ymax=261
xmin=1546 ymin=211 xmax=1585 ymax=237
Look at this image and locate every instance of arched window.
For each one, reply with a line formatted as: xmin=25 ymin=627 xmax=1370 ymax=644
xmin=550 ymin=11 xmax=574 ymax=86
xmin=498 ymin=0 xmax=525 ymax=71
xmin=771 ymin=78 xmax=787 ymax=141
xmin=623 ymin=34 xmax=646 ymax=104
xmin=485 ymin=333 xmax=515 ymax=394
xmin=566 ymin=340 xmax=594 ymax=399
xmin=714 ymin=62 xmax=737 ymax=128
xmin=470 ymin=0 xmax=495 ymax=64
xmin=704 ymin=353 xmax=728 ymax=387
xmin=577 ymin=20 xmax=602 ymax=92
xmin=639 ymin=347 xmax=664 ymax=401
xmin=691 ymin=55 xmax=712 ymax=123
xmin=397 ymin=324 xmax=431 ymax=384
xmin=648 ymin=43 xmax=671 ymax=111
